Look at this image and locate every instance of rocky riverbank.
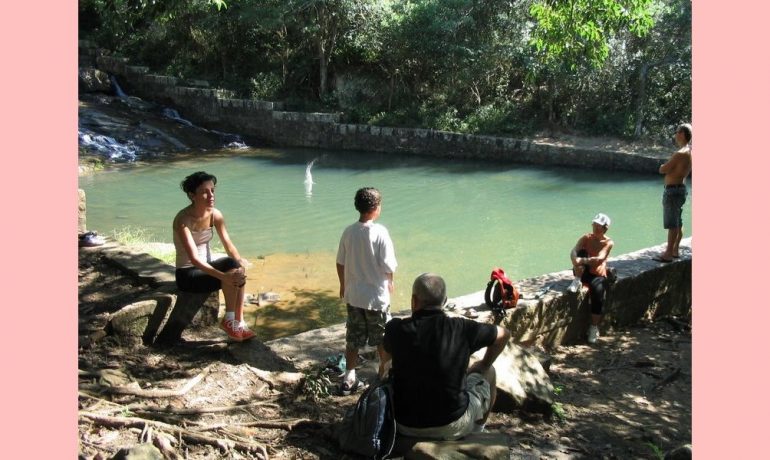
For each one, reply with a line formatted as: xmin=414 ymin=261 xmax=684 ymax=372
xmin=78 ymin=245 xmax=691 ymax=459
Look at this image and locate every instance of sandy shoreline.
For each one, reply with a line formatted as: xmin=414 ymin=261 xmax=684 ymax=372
xmin=241 ymin=251 xmax=343 ymax=340
xmin=135 ymin=242 xmax=417 ymax=340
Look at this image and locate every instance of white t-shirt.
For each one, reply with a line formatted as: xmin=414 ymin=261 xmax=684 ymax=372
xmin=336 ymin=220 xmax=398 ymax=311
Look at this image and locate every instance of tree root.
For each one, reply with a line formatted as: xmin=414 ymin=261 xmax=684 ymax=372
xmin=79 ymin=411 xmax=268 ymax=459
xmin=127 ymin=398 xmax=281 ymax=416
xmin=79 ymin=365 xmax=213 ymax=398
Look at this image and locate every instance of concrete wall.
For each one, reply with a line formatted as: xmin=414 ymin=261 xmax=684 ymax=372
xmin=94 ymin=54 xmax=666 ymax=174
xmin=450 ymin=238 xmax=692 ymax=348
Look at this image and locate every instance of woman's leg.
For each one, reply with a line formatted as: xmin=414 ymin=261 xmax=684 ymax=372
xmin=211 ymin=258 xmax=254 ymax=340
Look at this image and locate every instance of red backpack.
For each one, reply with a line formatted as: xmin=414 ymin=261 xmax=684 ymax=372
xmin=484 ymin=268 xmax=520 ymax=320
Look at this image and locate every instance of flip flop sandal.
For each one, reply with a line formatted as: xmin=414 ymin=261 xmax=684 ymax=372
xmin=652 ymin=256 xmax=673 ymax=263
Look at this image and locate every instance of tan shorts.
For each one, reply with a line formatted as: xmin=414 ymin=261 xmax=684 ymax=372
xmin=396 ymin=373 xmax=491 ymax=440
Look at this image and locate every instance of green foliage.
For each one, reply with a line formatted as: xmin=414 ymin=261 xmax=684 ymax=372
xmin=529 ymin=0 xmax=655 ymax=69
xmin=551 ymin=402 xmax=567 ymax=421
xmin=79 ymin=0 xmax=690 ymax=142
xmin=646 ymin=441 xmax=665 ymax=460
xmin=550 ymin=384 xmax=567 ymax=421
xmin=110 ymin=225 xmax=154 ymax=247
xmin=110 ymin=226 xmax=176 ymax=265
xmin=299 ymin=367 xmax=334 ymax=401
xmin=250 ymin=73 xmax=283 ymax=100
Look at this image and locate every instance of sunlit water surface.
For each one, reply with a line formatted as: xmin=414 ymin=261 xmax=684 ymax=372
xmin=79 ymin=148 xmax=691 ymax=339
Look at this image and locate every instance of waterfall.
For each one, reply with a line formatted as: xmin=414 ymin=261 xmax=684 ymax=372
xmin=161 ymin=108 xmax=195 ymax=127
xmin=110 ymin=75 xmax=128 ymax=99
xmin=78 ymin=127 xmax=138 ymax=161
xmin=80 ymin=76 xmax=250 ymax=160
xmin=210 ymin=129 xmax=248 ymax=149
xmin=159 ymin=108 xmax=249 ymax=149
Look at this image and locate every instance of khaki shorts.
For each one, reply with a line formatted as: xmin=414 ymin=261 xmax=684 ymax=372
xmin=345 ymin=305 xmax=390 ymax=349
xmin=396 ymin=373 xmax=492 ymax=440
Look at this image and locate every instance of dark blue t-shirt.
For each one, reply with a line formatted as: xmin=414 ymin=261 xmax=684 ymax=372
xmin=383 ymin=309 xmax=498 ymax=427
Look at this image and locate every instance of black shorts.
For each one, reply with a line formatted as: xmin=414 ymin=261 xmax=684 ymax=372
xmin=175 ymin=257 xmax=240 ymax=293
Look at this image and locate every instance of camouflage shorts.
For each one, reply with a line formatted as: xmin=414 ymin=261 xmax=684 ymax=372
xmin=345 ymin=304 xmax=390 ymax=349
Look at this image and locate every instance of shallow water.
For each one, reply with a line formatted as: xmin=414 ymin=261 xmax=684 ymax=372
xmin=79 ymin=147 xmax=691 ymax=339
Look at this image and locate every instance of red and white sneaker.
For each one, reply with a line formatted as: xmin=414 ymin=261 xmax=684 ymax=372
xmin=238 ymin=322 xmax=256 ymax=341
xmin=220 ymin=318 xmax=244 ymax=341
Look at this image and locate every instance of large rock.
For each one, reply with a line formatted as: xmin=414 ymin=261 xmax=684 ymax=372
xmin=79 ymin=67 xmax=112 ymax=93
xmin=395 ymin=432 xmax=510 ymax=460
xmin=110 ymin=443 xmax=163 ymax=460
xmin=108 ymin=299 xmax=160 ymax=342
xmin=152 ymin=290 xmax=219 ymax=346
xmin=472 ymin=341 xmax=554 ymax=414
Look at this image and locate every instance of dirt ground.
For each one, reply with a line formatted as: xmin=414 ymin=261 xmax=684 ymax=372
xmin=78 ymin=245 xmax=691 ymax=460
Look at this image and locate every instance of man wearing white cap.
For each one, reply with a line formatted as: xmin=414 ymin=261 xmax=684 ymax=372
xmin=569 ymin=213 xmax=614 ymax=344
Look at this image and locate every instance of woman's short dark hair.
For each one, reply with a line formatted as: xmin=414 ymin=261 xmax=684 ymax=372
xmin=354 ymin=187 xmax=382 ymax=213
xmin=181 ymin=171 xmax=217 ymax=195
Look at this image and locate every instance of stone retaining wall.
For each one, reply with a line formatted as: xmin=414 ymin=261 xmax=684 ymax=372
xmin=93 ymin=53 xmax=666 ymax=173
xmin=449 ymin=238 xmax=692 ymax=348
xmin=96 ymin=236 xmax=691 ymax=352
xmin=264 ymin=240 xmax=693 ymax=365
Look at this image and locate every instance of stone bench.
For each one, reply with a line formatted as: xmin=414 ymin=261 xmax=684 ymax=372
xmin=149 ymin=289 xmax=219 ymax=346
xmin=106 ymin=288 xmax=219 ymax=346
xmin=90 ymin=242 xmax=222 ymax=346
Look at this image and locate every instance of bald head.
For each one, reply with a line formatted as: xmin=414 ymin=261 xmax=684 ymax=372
xmin=412 ymin=273 xmax=447 ymax=310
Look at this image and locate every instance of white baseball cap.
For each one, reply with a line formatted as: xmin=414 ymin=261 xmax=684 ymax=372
xmin=592 ymin=213 xmax=611 ymax=227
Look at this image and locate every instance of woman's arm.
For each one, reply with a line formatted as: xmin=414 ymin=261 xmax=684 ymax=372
xmin=212 ymin=209 xmax=246 ymax=266
xmin=174 ymin=211 xmax=243 ymax=287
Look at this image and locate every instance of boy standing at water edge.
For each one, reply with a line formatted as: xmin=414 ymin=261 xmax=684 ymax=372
xmin=655 ymin=123 xmax=692 ymax=262
xmin=336 ymin=187 xmax=397 ymax=395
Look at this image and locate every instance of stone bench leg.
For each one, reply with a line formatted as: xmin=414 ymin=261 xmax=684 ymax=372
xmin=153 ymin=290 xmax=219 ymax=346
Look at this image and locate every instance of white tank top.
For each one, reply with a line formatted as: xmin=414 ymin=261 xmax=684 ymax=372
xmin=174 ymin=226 xmax=213 ymax=268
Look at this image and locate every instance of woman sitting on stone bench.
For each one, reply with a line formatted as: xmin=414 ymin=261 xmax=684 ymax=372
xmin=173 ymin=171 xmax=255 ymax=342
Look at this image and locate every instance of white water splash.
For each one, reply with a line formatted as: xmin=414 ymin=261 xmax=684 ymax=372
xmin=161 ymin=107 xmax=195 ymax=127
xmin=304 ymin=158 xmax=318 ymax=196
xmin=78 ymin=128 xmax=138 ymax=161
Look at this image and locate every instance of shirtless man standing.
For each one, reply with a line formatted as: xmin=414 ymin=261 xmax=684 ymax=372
xmin=656 ymin=123 xmax=692 ymax=262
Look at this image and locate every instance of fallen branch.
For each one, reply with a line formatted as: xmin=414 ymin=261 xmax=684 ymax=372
xmin=652 ymin=367 xmax=681 ymax=391
xmin=240 ymin=419 xmax=320 ymax=431
xmin=79 ymin=365 xmax=213 ymax=398
xmin=128 ymin=398 xmax=281 ymax=415
xmin=664 ymin=317 xmax=692 ymax=332
xmin=248 ymin=366 xmax=303 ymax=388
xmin=79 ymin=412 xmax=268 ymax=459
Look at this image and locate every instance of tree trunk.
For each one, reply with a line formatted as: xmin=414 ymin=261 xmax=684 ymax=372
xmin=316 ymin=3 xmax=329 ymax=97
xmin=318 ymin=37 xmax=328 ymax=97
xmin=633 ymin=63 xmax=650 ymax=138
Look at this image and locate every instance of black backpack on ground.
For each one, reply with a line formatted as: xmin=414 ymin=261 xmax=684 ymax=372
xmin=337 ymin=377 xmax=396 ymax=459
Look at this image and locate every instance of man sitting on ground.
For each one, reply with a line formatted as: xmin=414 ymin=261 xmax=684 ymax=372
xmin=382 ymin=273 xmax=510 ymax=440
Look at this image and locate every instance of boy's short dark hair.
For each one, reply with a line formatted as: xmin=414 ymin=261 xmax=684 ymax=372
xmin=181 ymin=171 xmax=217 ymax=195
xmin=354 ymin=187 xmax=382 ymax=213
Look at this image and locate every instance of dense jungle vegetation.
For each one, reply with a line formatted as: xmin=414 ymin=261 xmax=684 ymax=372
xmin=79 ymin=0 xmax=691 ymax=143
